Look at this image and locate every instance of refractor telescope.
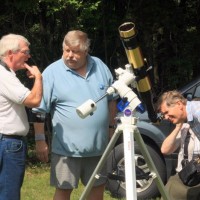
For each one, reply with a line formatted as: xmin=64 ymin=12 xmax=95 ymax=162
xmin=118 ymin=22 xmax=158 ymax=123
xmin=77 ymin=22 xmax=158 ymax=123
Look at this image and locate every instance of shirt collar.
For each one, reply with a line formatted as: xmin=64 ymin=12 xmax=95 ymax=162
xmin=0 ymin=60 xmax=11 ymax=72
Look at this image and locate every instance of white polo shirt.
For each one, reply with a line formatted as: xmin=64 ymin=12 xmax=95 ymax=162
xmin=0 ymin=64 xmax=30 ymax=136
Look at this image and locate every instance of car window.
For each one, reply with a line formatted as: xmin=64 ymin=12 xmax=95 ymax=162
xmin=194 ymin=84 xmax=200 ymax=98
xmin=183 ymin=83 xmax=200 ymax=100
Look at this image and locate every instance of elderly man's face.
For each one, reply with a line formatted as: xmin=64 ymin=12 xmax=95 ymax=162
xmin=160 ymin=101 xmax=186 ymax=124
xmin=62 ymin=45 xmax=87 ymax=71
xmin=10 ymin=40 xmax=30 ymax=71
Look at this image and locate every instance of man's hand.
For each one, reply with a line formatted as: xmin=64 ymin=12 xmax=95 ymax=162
xmin=175 ymin=122 xmax=183 ymax=131
xmin=36 ymin=140 xmax=49 ymax=163
xmin=24 ymin=63 xmax=42 ymax=79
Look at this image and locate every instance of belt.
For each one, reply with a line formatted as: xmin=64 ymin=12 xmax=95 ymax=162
xmin=0 ymin=133 xmax=24 ymax=140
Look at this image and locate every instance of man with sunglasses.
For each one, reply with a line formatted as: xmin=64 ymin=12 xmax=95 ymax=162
xmin=0 ymin=33 xmax=43 ymax=200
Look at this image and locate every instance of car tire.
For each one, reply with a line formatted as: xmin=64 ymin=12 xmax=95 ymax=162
xmin=106 ymin=142 xmax=166 ymax=199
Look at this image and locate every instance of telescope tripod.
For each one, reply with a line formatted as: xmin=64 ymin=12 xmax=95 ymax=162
xmin=79 ymin=114 xmax=169 ymax=200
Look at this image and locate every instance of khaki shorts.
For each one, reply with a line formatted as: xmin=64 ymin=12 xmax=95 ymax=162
xmin=50 ymin=153 xmax=107 ymax=189
xmin=161 ymin=174 xmax=200 ymax=200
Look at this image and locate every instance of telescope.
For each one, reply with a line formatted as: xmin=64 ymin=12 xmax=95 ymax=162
xmin=76 ymin=66 xmax=144 ymax=119
xmin=119 ymin=22 xmax=158 ymax=123
xmin=77 ymin=22 xmax=169 ymax=200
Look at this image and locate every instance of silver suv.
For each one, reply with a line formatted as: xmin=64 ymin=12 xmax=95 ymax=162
xmin=106 ymin=76 xmax=200 ymax=199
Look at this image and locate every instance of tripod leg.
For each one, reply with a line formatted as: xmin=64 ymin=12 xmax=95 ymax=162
xmin=123 ymin=125 xmax=137 ymax=199
xmin=79 ymin=127 xmax=122 ymax=200
xmin=134 ymin=126 xmax=170 ymax=200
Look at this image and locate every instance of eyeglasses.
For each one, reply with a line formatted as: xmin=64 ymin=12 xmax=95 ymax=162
xmin=12 ymin=49 xmax=30 ymax=55
xmin=19 ymin=50 xmax=30 ymax=55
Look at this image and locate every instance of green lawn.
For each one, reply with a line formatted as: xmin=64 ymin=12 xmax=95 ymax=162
xmin=22 ymin=138 xmax=123 ymax=200
xmin=21 ymin=165 xmax=121 ymax=200
xmin=22 ymin=137 xmax=161 ymax=199
xmin=21 ymin=164 xmax=161 ymax=200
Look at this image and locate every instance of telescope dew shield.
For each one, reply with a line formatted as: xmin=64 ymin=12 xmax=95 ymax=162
xmin=119 ymin=22 xmax=157 ymax=123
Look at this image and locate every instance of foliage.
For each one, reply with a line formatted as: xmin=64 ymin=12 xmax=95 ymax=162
xmin=1 ymin=2 xmax=199 ymax=198
xmin=0 ymin=0 xmax=200 ymax=95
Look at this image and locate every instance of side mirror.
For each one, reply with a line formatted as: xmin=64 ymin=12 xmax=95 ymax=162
xmin=186 ymin=94 xmax=193 ymax=101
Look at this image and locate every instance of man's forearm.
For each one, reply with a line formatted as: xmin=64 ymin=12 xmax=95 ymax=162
xmin=109 ymin=100 xmax=117 ymax=126
xmin=23 ymin=74 xmax=43 ymax=108
xmin=109 ymin=100 xmax=117 ymax=138
xmin=34 ymin=122 xmax=49 ymax=162
xmin=161 ymin=124 xmax=182 ymax=154
xmin=34 ymin=122 xmax=45 ymax=141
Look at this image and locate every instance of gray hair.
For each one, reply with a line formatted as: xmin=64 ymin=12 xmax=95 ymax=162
xmin=156 ymin=90 xmax=187 ymax=112
xmin=62 ymin=30 xmax=91 ymax=52
xmin=0 ymin=34 xmax=30 ymax=59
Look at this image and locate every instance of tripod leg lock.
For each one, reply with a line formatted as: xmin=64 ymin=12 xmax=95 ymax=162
xmin=95 ymin=174 xmax=100 ymax=179
xmin=149 ymin=172 xmax=157 ymax=179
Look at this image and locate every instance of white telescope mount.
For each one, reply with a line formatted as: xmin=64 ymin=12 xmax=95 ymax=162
xmin=76 ymin=65 xmax=169 ymax=200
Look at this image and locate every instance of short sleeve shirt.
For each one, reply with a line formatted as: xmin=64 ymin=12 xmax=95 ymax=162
xmin=0 ymin=65 xmax=30 ymax=135
xmin=33 ymin=55 xmax=114 ymax=157
xmin=186 ymin=101 xmax=200 ymax=141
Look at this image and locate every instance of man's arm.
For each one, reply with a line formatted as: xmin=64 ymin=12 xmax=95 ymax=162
xmin=23 ymin=64 xmax=43 ymax=108
xmin=33 ymin=122 xmax=49 ymax=163
xmin=161 ymin=123 xmax=183 ymax=155
xmin=108 ymin=100 xmax=117 ymax=138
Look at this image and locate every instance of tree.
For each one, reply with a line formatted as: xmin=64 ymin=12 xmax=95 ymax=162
xmin=0 ymin=0 xmax=200 ymax=93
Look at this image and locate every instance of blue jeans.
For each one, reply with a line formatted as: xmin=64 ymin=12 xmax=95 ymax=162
xmin=0 ymin=136 xmax=27 ymax=200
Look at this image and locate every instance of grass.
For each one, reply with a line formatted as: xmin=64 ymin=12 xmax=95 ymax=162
xmin=21 ymin=164 xmax=122 ymax=200
xmin=21 ymin=164 xmax=161 ymax=200
xmin=22 ymin=139 xmax=160 ymax=200
xmin=21 ymin=165 xmax=53 ymax=200
xmin=22 ymin=136 xmax=121 ymax=200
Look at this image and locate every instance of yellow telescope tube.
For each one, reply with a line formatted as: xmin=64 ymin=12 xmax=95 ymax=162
xmin=119 ymin=22 xmax=157 ymax=122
